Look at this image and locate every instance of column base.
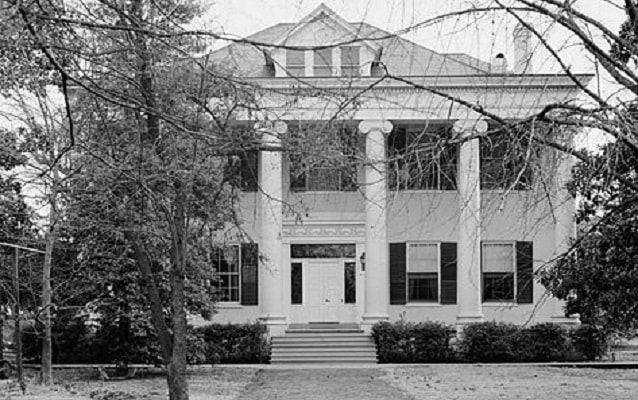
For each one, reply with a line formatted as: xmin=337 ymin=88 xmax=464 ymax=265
xmin=551 ymin=315 xmax=581 ymax=325
xmin=360 ymin=313 xmax=389 ymax=332
xmin=455 ymin=313 xmax=484 ymax=336
xmin=259 ymin=314 xmax=287 ymax=337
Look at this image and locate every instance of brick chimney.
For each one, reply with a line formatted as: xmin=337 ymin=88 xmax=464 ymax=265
xmin=513 ymin=22 xmax=532 ymax=73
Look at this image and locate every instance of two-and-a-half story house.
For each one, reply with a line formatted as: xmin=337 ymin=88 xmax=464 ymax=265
xmin=199 ymin=4 xmax=592 ymax=336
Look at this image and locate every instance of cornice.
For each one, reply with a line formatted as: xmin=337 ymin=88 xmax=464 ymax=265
xmin=247 ymin=74 xmax=593 ymax=93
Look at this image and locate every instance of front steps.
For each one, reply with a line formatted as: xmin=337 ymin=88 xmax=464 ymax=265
xmin=270 ymin=324 xmax=378 ymax=364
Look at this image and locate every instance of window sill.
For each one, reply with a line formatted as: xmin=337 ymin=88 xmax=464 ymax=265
xmin=482 ymin=302 xmax=517 ymax=308
xmin=405 ymin=302 xmax=443 ymax=307
xmin=289 ymin=190 xmax=359 ymax=194
xmin=481 ymin=189 xmax=532 ymax=193
xmin=389 ymin=189 xmax=456 ymax=194
xmin=216 ymin=303 xmax=245 ymax=309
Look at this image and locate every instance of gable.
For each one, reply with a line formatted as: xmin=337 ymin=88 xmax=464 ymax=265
xmin=208 ymin=12 xmax=495 ymax=78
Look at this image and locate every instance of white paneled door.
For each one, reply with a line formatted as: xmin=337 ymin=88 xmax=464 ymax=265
xmin=306 ymin=260 xmax=342 ymax=322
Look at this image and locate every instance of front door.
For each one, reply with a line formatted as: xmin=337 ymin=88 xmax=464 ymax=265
xmin=306 ymin=260 xmax=342 ymax=322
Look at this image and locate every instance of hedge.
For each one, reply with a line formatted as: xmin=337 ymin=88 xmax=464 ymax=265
xmin=188 ymin=322 xmax=270 ymax=364
xmin=373 ymin=320 xmax=607 ymax=363
xmin=372 ymin=321 xmax=453 ymax=363
xmin=23 ymin=319 xmax=270 ymax=365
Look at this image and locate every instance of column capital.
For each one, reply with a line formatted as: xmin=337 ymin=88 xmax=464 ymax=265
xmin=254 ymin=120 xmax=288 ymax=134
xmin=358 ymin=119 xmax=393 ymax=135
xmin=452 ymin=119 xmax=488 ymax=135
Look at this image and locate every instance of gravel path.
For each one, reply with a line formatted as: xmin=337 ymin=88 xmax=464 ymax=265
xmin=235 ymin=368 xmax=411 ymax=400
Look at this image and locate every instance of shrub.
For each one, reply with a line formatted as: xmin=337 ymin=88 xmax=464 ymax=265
xmin=515 ymin=323 xmax=568 ymax=361
xmin=372 ymin=320 xmax=452 ymax=363
xmin=189 ymin=322 xmax=270 ymax=364
xmin=458 ymin=321 xmax=519 ymax=362
xmin=570 ymin=324 xmax=608 ymax=360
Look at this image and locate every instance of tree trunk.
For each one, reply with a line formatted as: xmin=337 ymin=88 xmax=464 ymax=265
xmin=125 ymin=231 xmax=173 ymax=362
xmin=40 ymin=178 xmax=58 ymax=386
xmin=167 ymin=188 xmax=189 ymax=400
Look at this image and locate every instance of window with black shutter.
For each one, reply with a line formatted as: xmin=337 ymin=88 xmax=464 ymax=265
xmin=389 ymin=243 xmax=407 ymax=305
xmin=390 ymin=242 xmax=457 ymax=305
xmin=481 ymin=241 xmax=534 ymax=303
xmin=440 ymin=242 xmax=457 ymax=304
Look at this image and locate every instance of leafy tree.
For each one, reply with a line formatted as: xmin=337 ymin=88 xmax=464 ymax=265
xmin=541 ymin=141 xmax=638 ymax=334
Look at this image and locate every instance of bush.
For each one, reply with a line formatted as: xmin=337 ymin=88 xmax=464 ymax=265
xmin=188 ymin=322 xmax=270 ymax=364
xmin=515 ymin=323 xmax=568 ymax=362
xmin=458 ymin=321 xmax=519 ymax=362
xmin=570 ymin=324 xmax=608 ymax=360
xmin=371 ymin=321 xmax=452 ymax=363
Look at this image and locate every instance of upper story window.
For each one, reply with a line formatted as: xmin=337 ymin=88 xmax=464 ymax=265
xmin=388 ymin=127 xmax=457 ymax=191
xmin=289 ymin=124 xmax=359 ymax=192
xmin=286 ymin=49 xmax=305 ymax=77
xmin=314 ymin=48 xmax=333 ymax=76
xmin=480 ymin=132 xmax=533 ymax=190
xmin=290 ymin=155 xmax=358 ymax=191
xmin=340 ymin=46 xmax=360 ymax=77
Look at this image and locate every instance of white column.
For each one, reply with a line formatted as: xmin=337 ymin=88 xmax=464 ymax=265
xmin=454 ymin=119 xmax=488 ymax=329
xmin=359 ymin=119 xmax=393 ymax=327
xmin=257 ymin=121 xmax=287 ymax=331
xmin=551 ymin=150 xmax=579 ymax=324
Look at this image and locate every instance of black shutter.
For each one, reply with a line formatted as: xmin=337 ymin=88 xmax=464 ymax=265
xmin=516 ymin=241 xmax=533 ymax=304
xmin=440 ymin=242 xmax=457 ymax=304
xmin=241 ymin=243 xmax=259 ymax=306
xmin=389 ymin=242 xmax=407 ymax=305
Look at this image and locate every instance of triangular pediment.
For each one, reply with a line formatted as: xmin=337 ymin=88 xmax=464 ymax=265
xmin=273 ymin=3 xmax=381 ymax=53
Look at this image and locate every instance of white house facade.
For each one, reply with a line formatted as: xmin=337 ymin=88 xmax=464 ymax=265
xmin=201 ymin=4 xmax=592 ymax=336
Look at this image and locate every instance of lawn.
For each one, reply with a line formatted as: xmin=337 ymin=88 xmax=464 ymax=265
xmin=1 ymin=365 xmax=637 ymax=400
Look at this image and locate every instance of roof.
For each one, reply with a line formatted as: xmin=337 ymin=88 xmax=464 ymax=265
xmin=207 ymin=9 xmax=497 ymax=77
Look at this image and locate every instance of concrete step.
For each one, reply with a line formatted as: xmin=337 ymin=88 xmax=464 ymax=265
xmin=273 ymin=333 xmax=371 ymax=340
xmin=272 ymin=347 xmax=376 ymax=354
xmin=273 ymin=342 xmax=374 ymax=348
xmin=285 ymin=329 xmax=365 ymax=334
xmin=271 ymin=355 xmax=378 ymax=363
xmin=270 ymin=328 xmax=378 ymax=364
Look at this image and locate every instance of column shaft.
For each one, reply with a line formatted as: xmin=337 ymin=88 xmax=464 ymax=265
xmin=454 ymin=119 xmax=487 ymax=327
xmin=359 ymin=120 xmax=392 ymax=325
xmin=257 ymin=122 xmax=287 ymax=326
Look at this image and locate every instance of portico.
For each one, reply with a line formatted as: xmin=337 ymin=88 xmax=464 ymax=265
xmin=204 ymin=4 xmax=591 ymax=335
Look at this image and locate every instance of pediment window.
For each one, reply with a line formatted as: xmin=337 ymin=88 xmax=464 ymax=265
xmin=286 ymin=49 xmax=305 ymax=77
xmin=340 ymin=46 xmax=360 ymax=77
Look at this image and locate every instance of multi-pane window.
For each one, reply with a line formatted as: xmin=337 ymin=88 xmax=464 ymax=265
xmin=290 ymin=160 xmax=357 ymax=191
xmin=480 ymin=132 xmax=533 ymax=190
xmin=407 ymin=243 xmax=439 ymax=302
xmin=289 ymin=125 xmax=359 ymax=192
xmin=286 ymin=49 xmax=305 ymax=77
xmin=212 ymin=245 xmax=240 ymax=303
xmin=340 ymin=46 xmax=360 ymax=77
xmin=388 ymin=127 xmax=457 ymax=190
xmin=314 ymin=48 xmax=333 ymax=76
xmin=482 ymin=242 xmax=515 ymax=301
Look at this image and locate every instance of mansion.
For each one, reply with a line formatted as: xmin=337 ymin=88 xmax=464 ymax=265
xmin=203 ymin=4 xmax=592 ymax=336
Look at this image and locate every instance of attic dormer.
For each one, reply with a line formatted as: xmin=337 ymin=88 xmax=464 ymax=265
xmin=267 ymin=4 xmax=382 ymax=78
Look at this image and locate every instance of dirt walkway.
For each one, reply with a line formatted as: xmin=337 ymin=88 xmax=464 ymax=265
xmin=235 ymin=368 xmax=411 ymax=400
